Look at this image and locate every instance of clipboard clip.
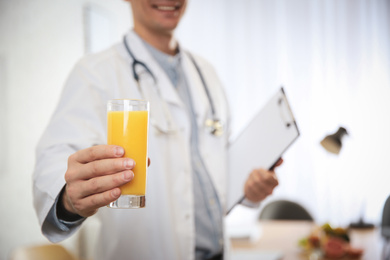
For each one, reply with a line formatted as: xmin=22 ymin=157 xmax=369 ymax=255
xmin=278 ymin=89 xmax=296 ymax=128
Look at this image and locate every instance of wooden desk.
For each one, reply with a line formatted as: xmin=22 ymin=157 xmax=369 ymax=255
xmin=230 ymin=220 xmax=384 ymax=260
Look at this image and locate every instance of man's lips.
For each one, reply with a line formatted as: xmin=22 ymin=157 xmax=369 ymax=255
xmin=152 ymin=3 xmax=181 ymax=11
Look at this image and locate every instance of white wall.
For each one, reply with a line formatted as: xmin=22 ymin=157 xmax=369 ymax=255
xmin=0 ymin=0 xmax=131 ymax=259
xmin=179 ymin=0 xmax=390 ymax=227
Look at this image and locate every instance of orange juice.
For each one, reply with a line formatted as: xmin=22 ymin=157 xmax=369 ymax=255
xmin=107 ymin=110 xmax=148 ymax=195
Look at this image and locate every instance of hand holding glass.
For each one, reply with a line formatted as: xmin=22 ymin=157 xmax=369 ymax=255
xmin=107 ymin=99 xmax=149 ymax=208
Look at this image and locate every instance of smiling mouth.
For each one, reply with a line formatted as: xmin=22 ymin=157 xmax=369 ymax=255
xmin=152 ymin=3 xmax=181 ymax=11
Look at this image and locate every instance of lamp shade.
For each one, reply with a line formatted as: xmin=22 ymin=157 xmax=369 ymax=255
xmin=320 ymin=127 xmax=348 ymax=155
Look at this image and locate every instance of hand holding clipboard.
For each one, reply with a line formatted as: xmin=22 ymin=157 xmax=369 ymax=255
xmin=226 ymin=87 xmax=300 ymax=215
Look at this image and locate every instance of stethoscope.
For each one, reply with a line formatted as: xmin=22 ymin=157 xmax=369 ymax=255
xmin=123 ymin=36 xmax=223 ymax=136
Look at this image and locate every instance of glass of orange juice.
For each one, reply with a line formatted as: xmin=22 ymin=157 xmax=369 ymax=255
xmin=107 ymin=99 xmax=149 ymax=208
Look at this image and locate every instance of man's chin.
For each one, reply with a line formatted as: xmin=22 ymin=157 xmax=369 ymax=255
xmin=155 ymin=22 xmax=180 ymax=34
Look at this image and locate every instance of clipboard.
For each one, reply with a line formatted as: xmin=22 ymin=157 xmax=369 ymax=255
xmin=226 ymin=87 xmax=300 ymax=214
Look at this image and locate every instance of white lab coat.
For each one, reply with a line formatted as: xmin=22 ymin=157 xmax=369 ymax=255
xmin=33 ymin=30 xmax=230 ymax=260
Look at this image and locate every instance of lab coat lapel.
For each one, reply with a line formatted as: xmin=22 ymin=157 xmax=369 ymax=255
xmin=182 ymin=51 xmax=229 ymax=208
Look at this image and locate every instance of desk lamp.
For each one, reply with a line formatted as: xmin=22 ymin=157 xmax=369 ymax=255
xmin=320 ymin=127 xmax=348 ymax=155
xmin=320 ymin=126 xmax=374 ymax=229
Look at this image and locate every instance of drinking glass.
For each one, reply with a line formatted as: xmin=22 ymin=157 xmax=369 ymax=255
xmin=107 ymin=99 xmax=149 ymax=208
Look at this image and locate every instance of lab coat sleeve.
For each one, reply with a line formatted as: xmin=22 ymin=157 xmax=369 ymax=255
xmin=42 ymin=187 xmax=86 ymax=241
xmin=33 ymin=57 xmax=108 ymax=242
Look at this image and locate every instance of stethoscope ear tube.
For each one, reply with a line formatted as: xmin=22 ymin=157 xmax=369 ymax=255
xmin=186 ymin=53 xmax=217 ymax=118
xmin=124 ymin=36 xmax=157 ymax=84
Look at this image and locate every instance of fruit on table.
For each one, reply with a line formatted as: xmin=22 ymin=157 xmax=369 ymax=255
xmin=322 ymin=237 xmax=347 ymax=258
xmin=308 ymin=235 xmax=320 ymax=247
xmin=345 ymin=246 xmax=364 ymax=258
xmin=299 ymin=223 xmax=364 ymax=258
xmin=322 ymin=223 xmax=350 ymax=242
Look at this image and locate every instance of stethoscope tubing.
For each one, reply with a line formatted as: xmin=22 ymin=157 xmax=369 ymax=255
xmin=123 ymin=36 xmax=156 ymax=83
xmin=122 ymin=36 xmax=219 ymax=127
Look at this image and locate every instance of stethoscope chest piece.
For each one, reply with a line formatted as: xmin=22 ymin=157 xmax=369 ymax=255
xmin=205 ymin=119 xmax=223 ymax=137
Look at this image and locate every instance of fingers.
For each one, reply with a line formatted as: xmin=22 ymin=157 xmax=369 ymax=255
xmin=63 ymin=145 xmax=150 ymax=217
xmin=63 ymin=145 xmax=138 ymax=217
xmin=80 ymin=188 xmax=121 ymax=214
xmin=244 ymin=168 xmax=279 ymax=202
xmin=79 ymin=170 xmax=134 ymax=198
xmin=65 ymin=185 xmax=122 ymax=217
xmin=275 ymin=158 xmax=284 ymax=167
xmin=64 ymin=170 xmax=134 ymax=217
xmin=79 ymin=157 xmax=135 ymax=180
xmin=70 ymin=145 xmax=124 ymax=164
xmin=66 ymin=145 xmax=135 ymax=181
xmin=270 ymin=158 xmax=284 ymax=170
xmin=245 ymin=174 xmax=263 ymax=200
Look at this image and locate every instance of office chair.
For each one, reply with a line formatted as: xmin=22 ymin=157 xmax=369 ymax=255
xmin=382 ymin=195 xmax=390 ymax=260
xmin=382 ymin=195 xmax=390 ymax=239
xmin=9 ymin=244 xmax=79 ymax=260
xmin=259 ymin=199 xmax=313 ymax=221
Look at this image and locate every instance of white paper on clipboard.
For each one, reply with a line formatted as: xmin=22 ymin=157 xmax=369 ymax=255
xmin=227 ymin=87 xmax=300 ymax=210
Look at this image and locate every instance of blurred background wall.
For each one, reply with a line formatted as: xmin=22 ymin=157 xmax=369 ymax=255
xmin=0 ymin=0 xmax=131 ymax=258
xmin=1 ymin=0 xmax=389 ymax=259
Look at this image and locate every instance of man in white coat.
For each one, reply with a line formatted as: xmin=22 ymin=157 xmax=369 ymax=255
xmin=33 ymin=0 xmax=282 ymax=259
